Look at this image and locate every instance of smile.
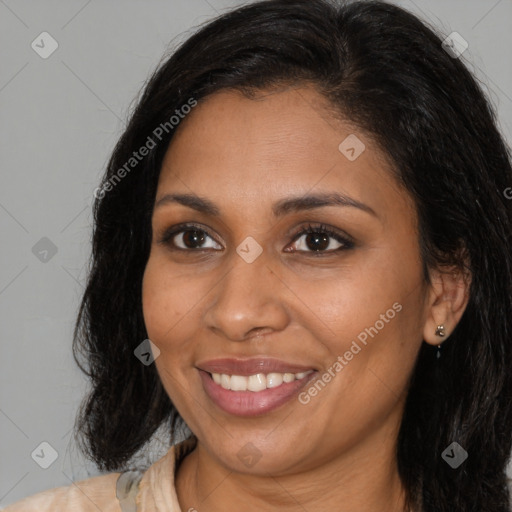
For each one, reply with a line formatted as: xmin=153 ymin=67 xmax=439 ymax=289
xmin=199 ymin=368 xmax=318 ymax=416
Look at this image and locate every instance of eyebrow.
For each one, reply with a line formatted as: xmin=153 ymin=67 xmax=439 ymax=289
xmin=154 ymin=192 xmax=378 ymax=218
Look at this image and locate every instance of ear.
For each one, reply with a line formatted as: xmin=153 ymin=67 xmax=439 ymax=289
xmin=422 ymin=262 xmax=472 ymax=346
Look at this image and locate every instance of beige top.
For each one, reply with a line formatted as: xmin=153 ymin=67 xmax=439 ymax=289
xmin=3 ymin=436 xmax=198 ymax=512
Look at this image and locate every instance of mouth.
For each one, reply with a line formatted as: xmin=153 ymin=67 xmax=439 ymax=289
xmin=197 ymin=357 xmax=318 ymax=416
xmin=209 ymin=369 xmax=314 ymax=391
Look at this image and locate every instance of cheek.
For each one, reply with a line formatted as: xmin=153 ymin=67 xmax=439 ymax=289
xmin=141 ymin=255 xmax=207 ymax=350
xmin=311 ymin=246 xmax=424 ymax=370
xmin=142 ymin=261 xmax=168 ymax=340
xmin=333 ymin=268 xmax=425 ymax=394
xmin=297 ymin=258 xmax=400 ymax=342
xmin=141 ymin=258 xmax=199 ymax=404
xmin=142 ymin=256 xmax=181 ymax=342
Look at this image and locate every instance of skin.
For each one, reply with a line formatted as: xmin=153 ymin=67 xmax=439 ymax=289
xmin=142 ymin=85 xmax=471 ymax=512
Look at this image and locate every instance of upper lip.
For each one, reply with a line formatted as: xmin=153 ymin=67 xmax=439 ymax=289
xmin=197 ymin=357 xmax=317 ymax=376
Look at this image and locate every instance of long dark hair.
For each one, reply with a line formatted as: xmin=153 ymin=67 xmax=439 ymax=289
xmin=72 ymin=1 xmax=512 ymax=510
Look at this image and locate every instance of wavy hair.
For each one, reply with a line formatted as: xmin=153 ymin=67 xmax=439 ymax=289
xmin=72 ymin=1 xmax=512 ymax=510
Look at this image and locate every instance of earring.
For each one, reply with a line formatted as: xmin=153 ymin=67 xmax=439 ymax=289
xmin=435 ymin=324 xmax=445 ymax=359
xmin=435 ymin=324 xmax=446 ymax=337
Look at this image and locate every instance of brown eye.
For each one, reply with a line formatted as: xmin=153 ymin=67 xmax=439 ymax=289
xmin=158 ymin=224 xmax=222 ymax=251
xmin=286 ymin=223 xmax=354 ymax=254
xmin=180 ymin=229 xmax=207 ymax=249
xmin=302 ymin=232 xmax=331 ymax=251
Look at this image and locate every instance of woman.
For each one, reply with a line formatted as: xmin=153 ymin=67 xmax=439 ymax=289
xmin=5 ymin=0 xmax=512 ymax=510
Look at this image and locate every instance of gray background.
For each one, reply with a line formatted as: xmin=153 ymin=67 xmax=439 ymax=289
xmin=1 ymin=0 xmax=511 ymax=507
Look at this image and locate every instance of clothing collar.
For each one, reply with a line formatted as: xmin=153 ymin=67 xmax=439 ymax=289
xmin=135 ymin=434 xmax=198 ymax=511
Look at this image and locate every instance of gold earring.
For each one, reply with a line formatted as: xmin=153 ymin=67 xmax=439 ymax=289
xmin=435 ymin=324 xmax=446 ymax=337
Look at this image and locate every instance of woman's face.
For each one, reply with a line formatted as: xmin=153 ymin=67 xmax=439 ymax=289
xmin=142 ymin=85 xmax=430 ymax=476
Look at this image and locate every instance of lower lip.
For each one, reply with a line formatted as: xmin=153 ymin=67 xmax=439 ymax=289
xmin=199 ymin=369 xmax=317 ymax=417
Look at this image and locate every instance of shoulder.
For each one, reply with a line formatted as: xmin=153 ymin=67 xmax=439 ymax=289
xmin=3 ymin=435 xmax=198 ymax=512
xmin=2 ymin=472 xmax=122 ymax=512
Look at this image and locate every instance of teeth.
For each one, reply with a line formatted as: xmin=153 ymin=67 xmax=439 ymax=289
xmin=248 ymin=373 xmax=267 ymax=392
xmin=221 ymin=374 xmax=231 ymax=390
xmin=210 ymin=370 xmax=313 ymax=392
xmin=266 ymin=373 xmax=283 ymax=388
xmin=230 ymin=375 xmax=248 ymax=391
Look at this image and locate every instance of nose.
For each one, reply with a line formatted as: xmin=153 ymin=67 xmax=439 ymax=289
xmin=203 ymin=250 xmax=290 ymax=342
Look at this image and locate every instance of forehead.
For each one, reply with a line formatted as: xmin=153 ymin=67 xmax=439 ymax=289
xmin=157 ymin=86 xmax=410 ymax=224
xmin=163 ymin=86 xmax=351 ymax=170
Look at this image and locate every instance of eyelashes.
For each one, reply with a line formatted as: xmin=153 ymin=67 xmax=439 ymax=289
xmin=158 ymin=223 xmax=222 ymax=251
xmin=157 ymin=222 xmax=355 ymax=256
xmin=288 ymin=223 xmax=354 ymax=254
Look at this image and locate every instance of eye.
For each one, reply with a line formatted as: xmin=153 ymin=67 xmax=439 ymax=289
xmin=157 ymin=222 xmax=354 ymax=255
xmin=157 ymin=223 xmax=222 ymax=251
xmin=286 ymin=223 xmax=354 ymax=254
